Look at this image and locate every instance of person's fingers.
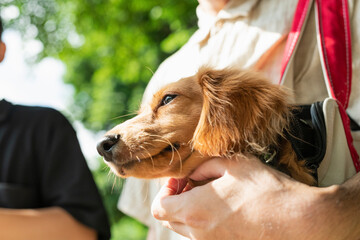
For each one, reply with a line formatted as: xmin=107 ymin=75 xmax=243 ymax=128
xmin=152 ymin=158 xmax=231 ymax=221
xmin=163 ymin=177 xmax=188 ymax=195
xmin=151 ymin=178 xmax=189 ymax=222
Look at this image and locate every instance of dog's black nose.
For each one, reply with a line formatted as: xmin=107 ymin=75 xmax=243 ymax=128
xmin=97 ymin=134 xmax=120 ymax=161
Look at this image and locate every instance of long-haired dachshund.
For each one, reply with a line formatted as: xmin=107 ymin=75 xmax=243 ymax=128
xmin=97 ymin=67 xmax=315 ymax=185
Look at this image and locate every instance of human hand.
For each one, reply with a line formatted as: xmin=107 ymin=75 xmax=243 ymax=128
xmin=151 ymin=155 xmax=346 ymax=240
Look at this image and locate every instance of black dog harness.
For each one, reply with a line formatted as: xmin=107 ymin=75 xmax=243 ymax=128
xmin=261 ymin=102 xmax=327 ymax=181
xmin=262 ymin=101 xmax=360 ymax=181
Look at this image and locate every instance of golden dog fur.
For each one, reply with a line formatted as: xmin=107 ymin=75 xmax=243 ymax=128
xmin=101 ymin=67 xmax=315 ymax=185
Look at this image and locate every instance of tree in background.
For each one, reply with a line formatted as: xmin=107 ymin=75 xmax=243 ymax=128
xmin=1 ymin=0 xmax=197 ymax=239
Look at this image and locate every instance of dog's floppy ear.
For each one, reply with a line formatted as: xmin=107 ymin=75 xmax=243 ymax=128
xmin=192 ymin=66 xmax=291 ymax=156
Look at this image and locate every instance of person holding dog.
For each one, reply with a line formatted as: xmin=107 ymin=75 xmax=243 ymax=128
xmin=119 ymin=0 xmax=360 ymax=239
xmin=0 ymin=18 xmax=111 ymax=239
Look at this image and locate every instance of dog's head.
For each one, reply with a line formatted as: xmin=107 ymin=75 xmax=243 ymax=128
xmin=97 ymin=67 xmax=291 ymax=179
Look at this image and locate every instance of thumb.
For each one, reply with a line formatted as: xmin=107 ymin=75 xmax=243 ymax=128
xmin=189 ymin=157 xmax=229 ymax=182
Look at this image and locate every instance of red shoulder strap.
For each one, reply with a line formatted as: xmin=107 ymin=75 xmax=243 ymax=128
xmin=316 ymin=0 xmax=352 ymax=109
xmin=280 ymin=0 xmax=360 ymax=171
xmin=280 ymin=0 xmax=312 ymax=80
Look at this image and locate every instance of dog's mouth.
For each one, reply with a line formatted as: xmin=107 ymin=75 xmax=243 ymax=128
xmin=161 ymin=142 xmax=181 ymax=153
xmin=115 ymin=142 xmax=183 ymax=175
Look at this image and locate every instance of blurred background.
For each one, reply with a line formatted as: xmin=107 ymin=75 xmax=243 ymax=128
xmin=0 ymin=0 xmax=198 ymax=239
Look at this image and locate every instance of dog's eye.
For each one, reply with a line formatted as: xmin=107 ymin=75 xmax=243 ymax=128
xmin=161 ymin=94 xmax=177 ymax=106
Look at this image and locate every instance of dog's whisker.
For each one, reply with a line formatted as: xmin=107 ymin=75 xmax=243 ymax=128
xmin=147 ymin=134 xmax=173 ymax=142
xmin=102 ymin=164 xmax=109 ymax=171
xmin=110 ymin=112 xmax=138 ymax=121
xmin=141 ymin=142 xmax=152 ymax=146
xmin=166 ymin=142 xmax=175 ymax=166
xmin=147 ymin=138 xmax=169 ymax=148
xmin=151 ymin=137 xmax=183 ymax=171
xmin=158 ymin=138 xmax=177 ymax=166
xmin=112 ymin=175 xmax=117 ymax=193
xmin=142 ymin=178 xmax=150 ymax=203
xmin=174 ymin=145 xmax=183 ymax=173
xmin=145 ymin=136 xmax=178 ymax=167
xmin=106 ymin=167 xmax=113 ymax=178
xmin=103 ymin=167 xmax=119 ymax=194
xmin=152 ymin=138 xmax=171 ymax=145
xmin=145 ymin=66 xmax=155 ymax=76
xmin=152 ymin=139 xmax=168 ymax=144
xmin=139 ymin=145 xmax=155 ymax=170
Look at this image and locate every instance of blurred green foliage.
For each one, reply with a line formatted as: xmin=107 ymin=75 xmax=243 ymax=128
xmin=1 ymin=0 xmax=198 ymax=130
xmin=1 ymin=0 xmax=198 ymax=239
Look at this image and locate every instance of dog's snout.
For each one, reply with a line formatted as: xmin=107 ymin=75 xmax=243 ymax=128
xmin=97 ymin=134 xmax=120 ymax=161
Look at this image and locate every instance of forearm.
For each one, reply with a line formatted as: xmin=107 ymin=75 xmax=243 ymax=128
xmin=0 ymin=207 xmax=96 ymax=240
xmin=313 ymin=172 xmax=360 ymax=239
xmin=283 ymin=172 xmax=360 ymax=240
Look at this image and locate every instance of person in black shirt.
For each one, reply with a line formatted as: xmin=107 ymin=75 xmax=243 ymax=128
xmin=0 ymin=18 xmax=110 ymax=240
